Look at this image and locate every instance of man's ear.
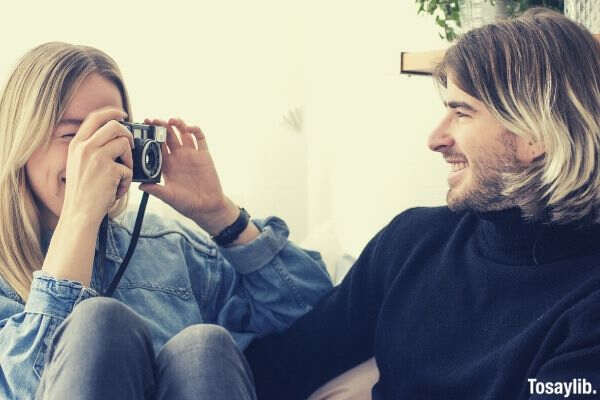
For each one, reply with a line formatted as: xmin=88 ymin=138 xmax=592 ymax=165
xmin=516 ymin=136 xmax=545 ymax=165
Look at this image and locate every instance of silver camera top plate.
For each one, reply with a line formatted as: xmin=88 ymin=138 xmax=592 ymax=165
xmin=154 ymin=126 xmax=167 ymax=142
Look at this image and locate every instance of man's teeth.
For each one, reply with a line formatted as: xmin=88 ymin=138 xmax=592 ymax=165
xmin=450 ymin=162 xmax=468 ymax=172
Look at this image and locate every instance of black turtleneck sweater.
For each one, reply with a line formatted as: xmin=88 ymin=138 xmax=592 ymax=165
xmin=245 ymin=207 xmax=600 ymax=399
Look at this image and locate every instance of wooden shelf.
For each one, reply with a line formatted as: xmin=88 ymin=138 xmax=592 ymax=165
xmin=401 ymin=33 xmax=600 ymax=76
xmin=400 ymin=50 xmax=446 ymax=76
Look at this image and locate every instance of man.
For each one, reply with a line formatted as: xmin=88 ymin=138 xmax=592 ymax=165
xmin=244 ymin=8 xmax=600 ymax=399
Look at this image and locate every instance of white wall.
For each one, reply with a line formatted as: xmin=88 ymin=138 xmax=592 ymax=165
xmin=303 ymin=1 xmax=450 ymax=257
xmin=1 ymin=1 xmax=451 ymax=261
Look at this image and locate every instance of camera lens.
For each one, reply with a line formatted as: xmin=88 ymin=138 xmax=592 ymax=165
xmin=141 ymin=140 xmax=162 ymax=179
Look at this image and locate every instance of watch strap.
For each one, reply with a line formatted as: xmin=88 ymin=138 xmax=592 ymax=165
xmin=212 ymin=208 xmax=250 ymax=246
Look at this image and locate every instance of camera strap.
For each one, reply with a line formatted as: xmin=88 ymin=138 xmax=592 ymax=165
xmin=101 ymin=191 xmax=150 ymax=297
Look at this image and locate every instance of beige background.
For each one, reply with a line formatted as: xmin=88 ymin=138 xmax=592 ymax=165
xmin=1 ymin=0 xmax=450 ymax=262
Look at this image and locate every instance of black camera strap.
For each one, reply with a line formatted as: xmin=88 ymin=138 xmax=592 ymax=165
xmin=100 ymin=191 xmax=150 ymax=297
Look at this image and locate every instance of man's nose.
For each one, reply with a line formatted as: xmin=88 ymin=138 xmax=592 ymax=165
xmin=427 ymin=116 xmax=454 ymax=152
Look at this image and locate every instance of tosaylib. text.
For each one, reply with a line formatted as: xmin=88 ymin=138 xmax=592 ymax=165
xmin=528 ymin=378 xmax=597 ymax=397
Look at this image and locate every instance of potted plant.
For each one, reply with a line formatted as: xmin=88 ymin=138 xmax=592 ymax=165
xmin=416 ymin=0 xmax=564 ymax=41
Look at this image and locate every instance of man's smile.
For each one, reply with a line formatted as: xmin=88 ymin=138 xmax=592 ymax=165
xmin=444 ymin=156 xmax=469 ymax=186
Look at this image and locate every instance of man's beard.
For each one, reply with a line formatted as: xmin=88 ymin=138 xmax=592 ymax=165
xmin=447 ymin=133 xmax=525 ymax=213
xmin=447 ymin=168 xmax=516 ymax=212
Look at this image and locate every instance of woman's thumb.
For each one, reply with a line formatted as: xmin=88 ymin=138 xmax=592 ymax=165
xmin=139 ymin=183 xmax=168 ymax=202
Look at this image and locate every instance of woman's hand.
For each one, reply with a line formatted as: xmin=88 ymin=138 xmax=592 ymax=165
xmin=61 ymin=108 xmax=134 ymax=226
xmin=139 ymin=118 xmax=242 ymax=236
xmin=43 ymin=107 xmax=133 ymax=285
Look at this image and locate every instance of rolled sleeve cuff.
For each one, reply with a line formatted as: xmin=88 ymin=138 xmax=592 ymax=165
xmin=219 ymin=216 xmax=289 ymax=274
xmin=24 ymin=271 xmax=98 ymax=320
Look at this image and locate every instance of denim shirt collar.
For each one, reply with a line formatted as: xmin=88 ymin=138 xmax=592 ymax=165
xmin=102 ymin=220 xmax=124 ymax=264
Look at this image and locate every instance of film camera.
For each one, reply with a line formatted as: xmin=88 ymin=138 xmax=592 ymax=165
xmin=120 ymin=121 xmax=167 ymax=183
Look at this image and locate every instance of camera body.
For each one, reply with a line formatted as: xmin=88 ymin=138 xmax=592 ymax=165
xmin=120 ymin=122 xmax=167 ymax=183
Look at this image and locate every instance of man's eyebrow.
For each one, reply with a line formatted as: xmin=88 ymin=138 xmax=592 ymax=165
xmin=444 ymin=101 xmax=477 ymax=113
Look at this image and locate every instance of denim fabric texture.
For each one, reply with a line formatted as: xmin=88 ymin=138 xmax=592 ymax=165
xmin=36 ymin=298 xmax=258 ymax=400
xmin=0 ymin=212 xmax=332 ymax=399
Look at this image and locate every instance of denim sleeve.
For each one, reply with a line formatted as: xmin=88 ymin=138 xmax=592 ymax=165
xmin=0 ymin=271 xmax=97 ymax=399
xmin=197 ymin=216 xmax=333 ymax=349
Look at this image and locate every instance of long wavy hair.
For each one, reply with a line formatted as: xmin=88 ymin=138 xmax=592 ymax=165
xmin=0 ymin=42 xmax=132 ymax=301
xmin=434 ymin=8 xmax=600 ymax=225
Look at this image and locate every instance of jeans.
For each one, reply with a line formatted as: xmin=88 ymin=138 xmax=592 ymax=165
xmin=35 ymin=297 xmax=257 ymax=400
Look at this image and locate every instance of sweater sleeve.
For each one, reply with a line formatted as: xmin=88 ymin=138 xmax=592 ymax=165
xmin=244 ymin=222 xmax=392 ymax=400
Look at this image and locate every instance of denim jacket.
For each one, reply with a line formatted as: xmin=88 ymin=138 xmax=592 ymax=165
xmin=0 ymin=212 xmax=333 ymax=399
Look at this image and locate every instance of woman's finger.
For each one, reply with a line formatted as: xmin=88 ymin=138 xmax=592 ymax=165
xmin=75 ymin=107 xmax=127 ymax=142
xmin=86 ymin=119 xmax=134 ymax=149
xmin=189 ymin=126 xmax=208 ymax=151
xmin=179 ymin=130 xmax=197 ymax=149
xmin=160 ymin=119 xmax=181 ymax=149
xmin=170 ymin=118 xmax=197 ymax=149
xmin=115 ymin=164 xmax=133 ymax=200
xmin=104 ymin=136 xmax=134 ymax=170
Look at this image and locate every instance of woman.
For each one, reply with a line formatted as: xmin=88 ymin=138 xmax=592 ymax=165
xmin=0 ymin=42 xmax=332 ymax=399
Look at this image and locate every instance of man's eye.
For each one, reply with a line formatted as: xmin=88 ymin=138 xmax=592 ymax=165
xmin=62 ymin=133 xmax=76 ymax=139
xmin=456 ymin=111 xmax=468 ymax=118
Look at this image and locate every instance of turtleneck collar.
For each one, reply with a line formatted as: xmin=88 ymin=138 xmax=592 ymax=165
xmin=473 ymin=207 xmax=600 ymax=266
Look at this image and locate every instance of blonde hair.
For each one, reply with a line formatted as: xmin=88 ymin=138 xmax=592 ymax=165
xmin=0 ymin=42 xmax=132 ymax=301
xmin=434 ymin=8 xmax=600 ymax=225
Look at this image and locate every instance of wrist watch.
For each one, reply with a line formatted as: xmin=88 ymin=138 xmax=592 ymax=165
xmin=212 ymin=208 xmax=250 ymax=246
